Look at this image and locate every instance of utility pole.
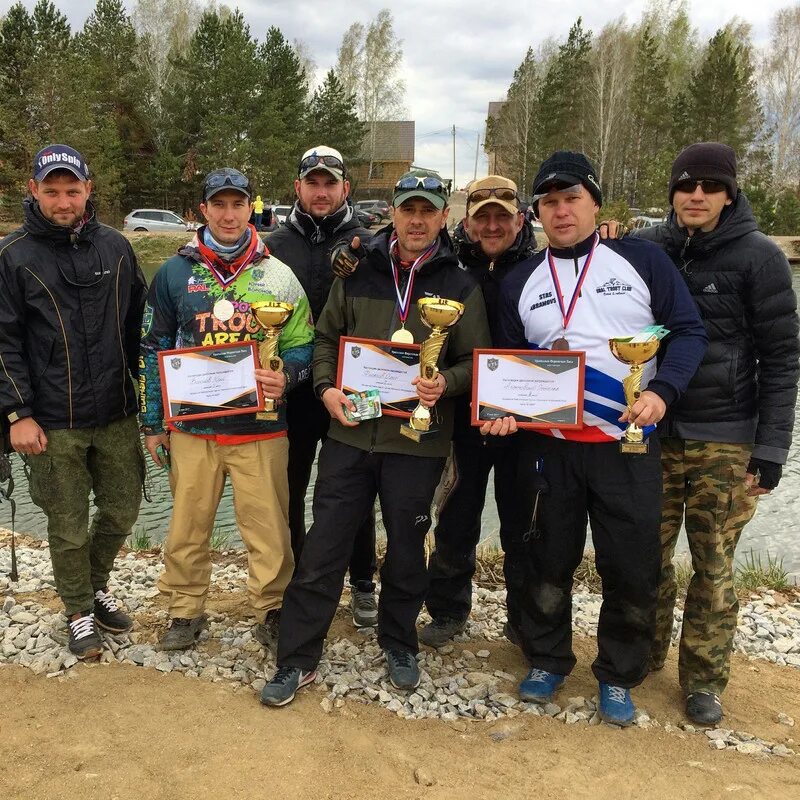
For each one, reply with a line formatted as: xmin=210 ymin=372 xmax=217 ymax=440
xmin=474 ymin=133 xmax=480 ymax=180
xmin=452 ymin=124 xmax=456 ymax=192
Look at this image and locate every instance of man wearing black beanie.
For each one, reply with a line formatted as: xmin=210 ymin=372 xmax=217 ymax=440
xmin=636 ymin=141 xmax=799 ymax=725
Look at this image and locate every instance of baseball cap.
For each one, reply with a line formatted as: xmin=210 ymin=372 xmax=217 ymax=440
xmin=531 ymin=151 xmax=603 ymax=209
xmin=392 ymin=171 xmax=448 ymax=210
xmin=32 ymin=144 xmax=89 ymax=182
xmin=467 ymin=175 xmax=519 ymax=217
xmin=298 ymin=146 xmax=345 ymax=180
xmin=202 ymin=168 xmax=252 ymax=201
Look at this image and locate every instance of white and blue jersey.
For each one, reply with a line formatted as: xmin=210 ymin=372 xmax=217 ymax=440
xmin=497 ymin=233 xmax=707 ymax=443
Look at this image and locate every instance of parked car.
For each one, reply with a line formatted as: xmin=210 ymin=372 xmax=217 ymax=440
xmin=273 ymin=205 xmax=292 ymax=224
xmin=631 ymin=215 xmax=663 ymax=230
xmin=123 ymin=209 xmax=193 ymax=233
xmin=355 ymin=199 xmax=390 ymax=224
xmin=355 ymin=209 xmax=379 ymax=227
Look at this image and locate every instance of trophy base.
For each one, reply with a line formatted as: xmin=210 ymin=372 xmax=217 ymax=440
xmin=400 ymin=423 xmax=439 ymax=443
xmin=619 ymin=439 xmax=649 ymax=455
xmin=256 ymin=410 xmax=279 ymax=422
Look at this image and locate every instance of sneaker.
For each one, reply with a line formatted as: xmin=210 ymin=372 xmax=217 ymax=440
xmin=598 ymin=682 xmax=635 ymax=727
xmin=93 ymin=588 xmax=133 ymax=633
xmin=686 ymin=691 xmax=723 ymax=726
xmin=253 ymin=608 xmax=281 ymax=649
xmin=384 ymin=648 xmax=421 ymax=690
xmin=158 ymin=615 xmax=208 ymax=651
xmin=260 ymin=665 xmax=317 ymax=707
xmin=419 ymin=616 xmax=466 ymax=648
xmin=67 ymin=612 xmax=103 ymax=660
xmin=518 ymin=668 xmax=565 ymax=702
xmin=351 ymin=590 xmax=378 ymax=628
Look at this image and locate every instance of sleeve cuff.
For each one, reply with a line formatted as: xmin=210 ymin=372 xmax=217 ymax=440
xmin=646 ymin=380 xmax=678 ymax=408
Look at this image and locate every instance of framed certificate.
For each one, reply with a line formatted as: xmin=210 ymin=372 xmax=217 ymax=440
xmin=158 ymin=341 xmax=264 ymax=423
xmin=471 ymin=349 xmax=585 ymax=430
xmin=336 ymin=336 xmax=420 ymax=418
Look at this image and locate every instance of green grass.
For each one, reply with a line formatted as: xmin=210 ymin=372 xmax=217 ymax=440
xmin=128 ymin=524 xmax=153 ymax=551
xmin=734 ymin=549 xmax=792 ymax=592
xmin=210 ymin=527 xmax=231 ymax=552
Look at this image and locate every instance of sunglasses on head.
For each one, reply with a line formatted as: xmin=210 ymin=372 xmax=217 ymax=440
xmin=395 ymin=175 xmax=446 ymax=193
xmin=468 ymin=186 xmax=518 ymax=205
xmin=532 ymin=182 xmax=583 ymax=203
xmin=299 ymin=154 xmax=344 ymax=174
xmin=204 ymin=169 xmax=250 ymax=195
xmin=674 ymin=179 xmax=727 ymax=195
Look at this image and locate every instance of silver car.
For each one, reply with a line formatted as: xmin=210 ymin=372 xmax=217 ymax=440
xmin=123 ymin=209 xmax=194 ymax=233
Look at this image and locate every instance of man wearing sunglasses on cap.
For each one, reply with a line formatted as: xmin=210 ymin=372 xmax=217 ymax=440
xmin=266 ymin=145 xmax=379 ymax=629
xmin=0 ymin=144 xmax=147 ymax=659
xmin=260 ymin=171 xmax=490 ymax=706
xmin=490 ymin=150 xmax=707 ymax=726
xmin=633 ymin=142 xmax=799 ymax=725
xmin=140 ymin=167 xmax=314 ymax=651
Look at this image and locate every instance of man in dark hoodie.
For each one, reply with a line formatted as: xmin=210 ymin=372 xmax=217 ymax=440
xmin=635 ymin=142 xmax=799 ymax=725
xmin=266 ymin=146 xmax=378 ymax=629
xmin=0 ymin=144 xmax=146 ymax=659
xmin=260 ymin=172 xmax=491 ymax=706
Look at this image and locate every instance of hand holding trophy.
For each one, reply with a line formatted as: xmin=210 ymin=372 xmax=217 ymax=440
xmin=250 ymin=300 xmax=294 ymax=421
xmin=400 ymin=297 xmax=464 ymax=443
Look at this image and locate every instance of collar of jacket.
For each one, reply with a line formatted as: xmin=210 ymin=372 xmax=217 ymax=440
xmin=362 ymin=226 xmax=460 ymax=275
xmin=179 ymin=224 xmax=268 ymax=266
xmin=454 ymin=219 xmax=536 ymax=272
xmin=548 ymin=230 xmax=597 ymax=259
xmin=287 ymin=199 xmax=354 ymax=243
xmin=23 ymin=197 xmax=98 ymax=244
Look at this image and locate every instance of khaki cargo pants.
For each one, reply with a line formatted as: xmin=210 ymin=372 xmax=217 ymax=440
xmin=652 ymin=438 xmax=757 ymax=695
xmin=157 ymin=431 xmax=294 ymax=622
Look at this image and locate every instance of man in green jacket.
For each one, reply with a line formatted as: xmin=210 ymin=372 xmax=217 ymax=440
xmin=261 ymin=172 xmax=491 ymax=706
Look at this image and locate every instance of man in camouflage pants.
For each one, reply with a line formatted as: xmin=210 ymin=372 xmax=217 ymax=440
xmin=636 ymin=143 xmax=799 ymax=724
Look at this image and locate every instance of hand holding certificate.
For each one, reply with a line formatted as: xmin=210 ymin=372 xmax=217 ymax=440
xmin=471 ymin=349 xmax=585 ymax=430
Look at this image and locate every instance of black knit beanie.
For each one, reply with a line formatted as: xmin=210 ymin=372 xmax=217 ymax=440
xmin=531 ymin=151 xmax=603 ymax=211
xmin=669 ymin=142 xmax=738 ymax=203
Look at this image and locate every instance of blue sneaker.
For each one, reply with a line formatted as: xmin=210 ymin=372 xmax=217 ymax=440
xmin=518 ymin=668 xmax=565 ymax=702
xmin=598 ymin=682 xmax=635 ymax=726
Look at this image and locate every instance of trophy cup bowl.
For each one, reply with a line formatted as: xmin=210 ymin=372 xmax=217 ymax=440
xmin=609 ymin=336 xmax=661 ymax=454
xmin=400 ymin=297 xmax=465 ymax=443
xmin=250 ymin=300 xmax=294 ymax=421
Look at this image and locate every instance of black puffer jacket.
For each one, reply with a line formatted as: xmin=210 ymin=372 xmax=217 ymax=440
xmin=635 ymin=193 xmax=799 ymax=463
xmin=0 ymin=200 xmax=146 ymax=431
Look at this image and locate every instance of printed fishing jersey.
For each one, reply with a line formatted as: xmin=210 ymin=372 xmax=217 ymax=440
xmin=139 ymin=234 xmax=314 ymax=436
xmin=497 ymin=234 xmax=707 ymax=443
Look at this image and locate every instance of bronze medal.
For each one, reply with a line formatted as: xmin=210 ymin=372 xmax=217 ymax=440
xmin=391 ymin=326 xmax=415 ymax=344
xmin=551 ymin=336 xmax=570 ymax=351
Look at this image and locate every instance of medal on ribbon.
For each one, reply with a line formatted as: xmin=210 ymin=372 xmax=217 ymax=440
xmin=389 ymin=237 xmax=439 ymax=344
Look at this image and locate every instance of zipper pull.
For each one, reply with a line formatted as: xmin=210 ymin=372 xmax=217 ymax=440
xmin=488 ymin=260 xmax=495 ymax=272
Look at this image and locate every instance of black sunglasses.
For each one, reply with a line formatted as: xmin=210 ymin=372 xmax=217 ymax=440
xmin=674 ymin=179 xmax=727 ymax=195
xmin=299 ymin=154 xmax=344 ymax=174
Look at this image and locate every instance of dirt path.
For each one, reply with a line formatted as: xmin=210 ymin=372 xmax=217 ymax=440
xmin=2 ymin=623 xmax=799 ymax=800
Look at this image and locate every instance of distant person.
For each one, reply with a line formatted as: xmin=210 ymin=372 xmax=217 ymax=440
xmin=139 ymin=167 xmax=314 ymax=651
xmin=634 ymin=142 xmax=800 ymax=725
xmin=254 ymin=194 xmax=264 ymax=229
xmin=0 ymin=144 xmax=146 ymax=659
xmin=266 ymin=146 xmax=378 ymax=628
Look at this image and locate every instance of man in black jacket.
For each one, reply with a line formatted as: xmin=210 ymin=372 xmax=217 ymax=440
xmin=419 ymin=175 xmax=538 ymax=647
xmin=266 ymin=146 xmax=378 ymax=628
xmin=636 ymin=142 xmax=800 ymax=724
xmin=0 ymin=144 xmax=147 ymax=659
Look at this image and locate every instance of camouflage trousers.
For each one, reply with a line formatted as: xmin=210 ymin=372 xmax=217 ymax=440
xmin=28 ymin=415 xmax=144 ymax=616
xmin=651 ymin=438 xmax=757 ymax=695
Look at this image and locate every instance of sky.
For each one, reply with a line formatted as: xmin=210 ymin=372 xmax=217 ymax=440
xmin=0 ymin=0 xmax=791 ymax=188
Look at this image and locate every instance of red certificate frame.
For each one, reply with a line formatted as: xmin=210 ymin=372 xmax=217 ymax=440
xmin=336 ymin=336 xmax=421 ymax=419
xmin=158 ymin=340 xmax=264 ymax=423
xmin=471 ymin=348 xmax=585 ymax=430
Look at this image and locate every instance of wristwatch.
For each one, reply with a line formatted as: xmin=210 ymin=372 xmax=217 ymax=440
xmin=140 ymin=425 xmax=164 ymax=436
xmin=7 ymin=409 xmax=31 ymax=425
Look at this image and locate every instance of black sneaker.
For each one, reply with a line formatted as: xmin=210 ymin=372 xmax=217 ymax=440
xmin=93 ymin=588 xmax=133 ymax=633
xmin=157 ymin=615 xmax=208 ymax=651
xmin=385 ymin=648 xmax=421 ymax=690
xmin=419 ymin=616 xmax=466 ymax=648
xmin=67 ymin=612 xmax=103 ymax=660
xmin=253 ymin=608 xmax=281 ymax=649
xmin=260 ymin=665 xmax=317 ymax=707
xmin=351 ymin=590 xmax=378 ymax=628
xmin=686 ymin=691 xmax=723 ymax=726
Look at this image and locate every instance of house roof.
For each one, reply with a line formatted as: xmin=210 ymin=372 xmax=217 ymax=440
xmin=363 ymin=121 xmax=415 ymax=162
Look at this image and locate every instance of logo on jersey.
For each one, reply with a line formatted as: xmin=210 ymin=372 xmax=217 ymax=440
xmin=187 ymin=275 xmax=209 ymax=293
xmin=595 ymin=277 xmax=632 ymax=296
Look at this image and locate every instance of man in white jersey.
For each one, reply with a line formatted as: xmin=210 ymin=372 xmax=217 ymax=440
xmin=492 ymin=151 xmax=707 ymax=726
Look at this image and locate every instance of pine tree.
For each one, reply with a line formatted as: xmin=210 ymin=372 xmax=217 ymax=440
xmin=305 ymin=70 xmax=366 ymax=166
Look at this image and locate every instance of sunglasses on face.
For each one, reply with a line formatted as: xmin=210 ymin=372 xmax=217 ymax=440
xmin=468 ymin=186 xmax=518 ymax=205
xmin=299 ymin=154 xmax=344 ymax=174
xmin=394 ymin=175 xmax=447 ymax=194
xmin=674 ymin=179 xmax=727 ymax=195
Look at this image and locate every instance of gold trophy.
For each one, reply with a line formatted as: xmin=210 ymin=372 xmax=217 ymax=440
xmin=250 ymin=300 xmax=294 ymax=421
xmin=609 ymin=336 xmax=661 ymax=454
xmin=400 ymin=297 xmax=465 ymax=443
